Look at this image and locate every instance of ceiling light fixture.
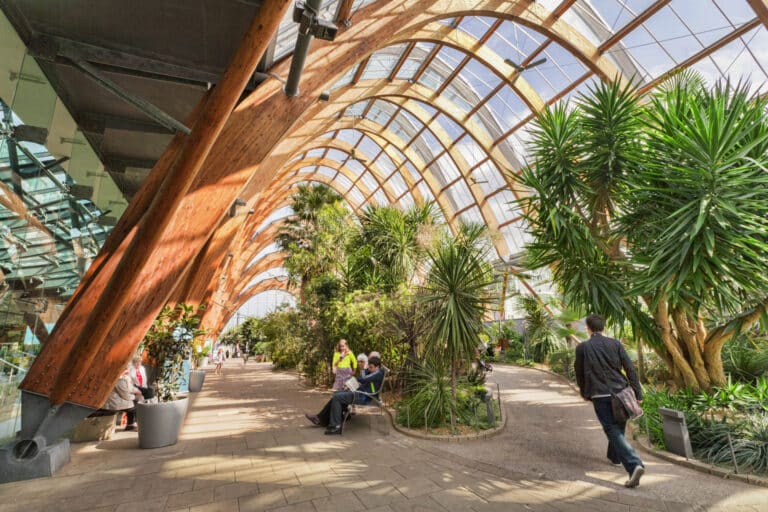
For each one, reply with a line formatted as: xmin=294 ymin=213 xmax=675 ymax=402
xmin=504 ymin=57 xmax=547 ymax=85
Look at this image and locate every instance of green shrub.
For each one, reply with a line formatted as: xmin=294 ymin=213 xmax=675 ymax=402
xmin=396 ymin=360 xmax=452 ymax=429
xmin=723 ymin=332 xmax=768 ymax=383
xmin=548 ymin=348 xmax=576 ymax=381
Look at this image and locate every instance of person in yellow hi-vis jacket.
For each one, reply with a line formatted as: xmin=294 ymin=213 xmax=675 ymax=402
xmin=331 ymin=338 xmax=357 ymax=391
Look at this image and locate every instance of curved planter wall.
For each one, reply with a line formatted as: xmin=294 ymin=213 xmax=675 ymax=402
xmin=136 ymin=397 xmax=188 ymax=449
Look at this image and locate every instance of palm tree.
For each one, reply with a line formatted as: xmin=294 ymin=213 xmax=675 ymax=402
xmin=519 ymin=73 xmax=768 ymax=391
xmin=352 ymin=202 xmax=439 ymax=291
xmin=277 ymin=184 xmax=343 ymax=300
xmin=420 ymin=223 xmax=495 ymax=400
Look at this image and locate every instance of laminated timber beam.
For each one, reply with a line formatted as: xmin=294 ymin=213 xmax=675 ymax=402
xmin=747 ymin=0 xmax=768 ymax=30
xmin=234 ymin=252 xmax=287 ymax=299
xmin=234 ymin=277 xmax=291 ymax=310
xmin=272 ymin=103 xmax=516 ymax=255
xmin=21 ymin=91 xmax=210 ymax=409
xmin=171 ymin=168 xmax=375 ymax=310
xmin=21 ymin=1 xmax=291 ymax=418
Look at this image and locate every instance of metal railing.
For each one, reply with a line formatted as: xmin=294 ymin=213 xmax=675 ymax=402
xmin=0 ymin=355 xmax=33 ymax=444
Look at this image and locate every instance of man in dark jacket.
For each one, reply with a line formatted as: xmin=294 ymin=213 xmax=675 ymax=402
xmin=575 ymin=314 xmax=645 ymax=488
xmin=305 ymin=356 xmax=385 ymax=435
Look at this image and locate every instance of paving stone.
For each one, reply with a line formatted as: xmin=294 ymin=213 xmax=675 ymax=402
xmin=321 ymin=477 xmax=372 ymax=494
xmin=312 ymin=490 xmax=367 ymax=512
xmin=386 ymin=495 xmax=450 ymax=512
xmin=192 ymin=472 xmax=236 ymax=490
xmin=164 ymin=488 xmax=215 ymax=509
xmin=392 ymin=477 xmax=443 ymax=498
xmin=428 ymin=488 xmax=487 ymax=512
xmin=114 ymin=497 xmax=167 ymax=512
xmin=212 ymin=481 xmax=261 ymax=501
xmin=188 ymin=499 xmax=239 ymax=512
xmin=353 ymin=482 xmax=406 ymax=509
xmin=265 ymin=501 xmax=317 ymax=512
xmin=2 ymin=363 xmax=763 ymax=512
xmin=238 ymin=488 xmax=288 ymax=510
xmin=145 ymin=477 xmax=196 ymax=498
xmin=282 ymin=482 xmax=330 ymax=504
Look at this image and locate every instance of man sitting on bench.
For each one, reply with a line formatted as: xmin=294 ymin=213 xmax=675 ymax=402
xmin=305 ymin=356 xmax=384 ymax=435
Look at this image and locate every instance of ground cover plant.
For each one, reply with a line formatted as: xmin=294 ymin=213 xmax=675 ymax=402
xmin=641 ymin=377 xmax=768 ymax=474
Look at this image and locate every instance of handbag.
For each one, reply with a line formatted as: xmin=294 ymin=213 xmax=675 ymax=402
xmin=586 ymin=342 xmax=643 ymax=422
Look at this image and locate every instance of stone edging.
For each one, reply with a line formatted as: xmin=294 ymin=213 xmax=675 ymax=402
xmin=385 ymin=405 xmax=508 ymax=442
xmin=506 ymin=363 xmax=768 ymax=489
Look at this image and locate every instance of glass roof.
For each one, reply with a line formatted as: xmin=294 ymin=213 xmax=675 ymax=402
xmin=1 ymin=100 xmax=113 ymax=300
xmin=243 ymin=0 xmax=767 ymax=305
xmin=269 ymin=1 xmax=766 ymax=256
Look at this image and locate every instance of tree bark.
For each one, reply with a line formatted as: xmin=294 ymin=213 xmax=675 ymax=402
xmin=671 ymin=308 xmax=711 ymax=390
xmin=653 ymin=299 xmax=700 ymax=390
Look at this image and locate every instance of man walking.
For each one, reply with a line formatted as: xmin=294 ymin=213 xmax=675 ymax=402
xmin=575 ymin=314 xmax=645 ymax=488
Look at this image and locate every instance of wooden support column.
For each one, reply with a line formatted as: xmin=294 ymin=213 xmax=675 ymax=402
xmin=23 ymin=1 xmax=291 ymax=408
xmin=21 ymin=93 xmax=209 ymax=398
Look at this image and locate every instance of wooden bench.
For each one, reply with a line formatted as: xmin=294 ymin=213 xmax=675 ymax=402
xmin=340 ymin=368 xmax=389 ymax=435
xmin=65 ymin=410 xmax=117 ymax=443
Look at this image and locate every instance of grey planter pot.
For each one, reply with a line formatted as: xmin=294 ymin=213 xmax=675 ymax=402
xmin=188 ymin=370 xmax=205 ymax=392
xmin=136 ymin=397 xmax=188 ymax=449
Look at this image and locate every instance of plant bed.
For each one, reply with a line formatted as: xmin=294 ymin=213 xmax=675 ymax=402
xmin=641 ymin=378 xmax=768 ymax=477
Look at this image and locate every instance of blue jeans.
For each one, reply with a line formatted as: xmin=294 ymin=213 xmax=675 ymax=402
xmin=592 ymin=397 xmax=643 ymax=475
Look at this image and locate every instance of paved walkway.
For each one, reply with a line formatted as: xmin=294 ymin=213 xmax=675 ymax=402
xmin=0 ymin=360 xmax=766 ymax=512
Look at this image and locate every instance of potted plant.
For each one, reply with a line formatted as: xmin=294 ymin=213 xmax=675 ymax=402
xmin=136 ymin=303 xmax=206 ymax=448
xmin=189 ymin=344 xmax=210 ymax=392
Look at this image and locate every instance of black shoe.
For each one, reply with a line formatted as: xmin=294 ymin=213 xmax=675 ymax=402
xmin=324 ymin=426 xmax=342 ymax=435
xmin=608 ymin=458 xmax=622 ymax=467
xmin=305 ymin=413 xmax=320 ymax=426
xmin=625 ymin=465 xmax=645 ymax=488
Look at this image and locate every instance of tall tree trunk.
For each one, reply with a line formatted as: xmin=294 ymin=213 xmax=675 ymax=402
xmin=671 ymin=308 xmax=711 ymax=390
xmin=450 ymin=360 xmax=457 ymax=404
xmin=637 ymin=338 xmax=645 ymax=384
xmin=653 ymin=299 xmax=700 ymax=390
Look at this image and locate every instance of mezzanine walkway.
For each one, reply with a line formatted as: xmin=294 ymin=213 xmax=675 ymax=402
xmin=0 ymin=360 xmax=765 ymax=512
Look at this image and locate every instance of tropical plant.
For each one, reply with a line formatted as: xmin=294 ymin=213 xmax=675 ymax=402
xmin=141 ymin=303 xmax=206 ymax=402
xmin=396 ymin=358 xmax=452 ymax=429
xmin=277 ymin=184 xmax=346 ymax=300
xmin=722 ymin=330 xmax=768 ymax=383
xmin=518 ymin=74 xmax=768 ymax=391
xmin=420 ymin=223 xmax=496 ymax=400
xmin=548 ymin=347 xmax=576 ymax=381
xmin=519 ymin=296 xmax=568 ymax=362
xmin=349 ymin=203 xmax=439 ymax=291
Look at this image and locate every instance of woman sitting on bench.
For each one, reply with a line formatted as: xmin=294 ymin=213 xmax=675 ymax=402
xmin=103 ymin=366 xmax=143 ymax=431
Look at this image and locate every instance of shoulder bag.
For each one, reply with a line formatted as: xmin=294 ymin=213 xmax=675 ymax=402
xmin=586 ymin=342 xmax=643 ymax=422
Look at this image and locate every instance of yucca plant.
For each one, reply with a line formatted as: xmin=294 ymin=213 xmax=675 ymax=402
xmin=518 ymin=73 xmax=768 ymax=392
xmin=396 ymin=358 xmax=452 ymax=429
xmin=419 ymin=223 xmax=496 ymax=401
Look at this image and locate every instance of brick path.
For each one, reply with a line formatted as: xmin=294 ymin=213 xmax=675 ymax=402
xmin=0 ymin=360 xmax=765 ymax=512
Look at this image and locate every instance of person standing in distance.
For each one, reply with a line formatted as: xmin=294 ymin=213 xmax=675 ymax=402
xmin=575 ymin=314 xmax=645 ymax=488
